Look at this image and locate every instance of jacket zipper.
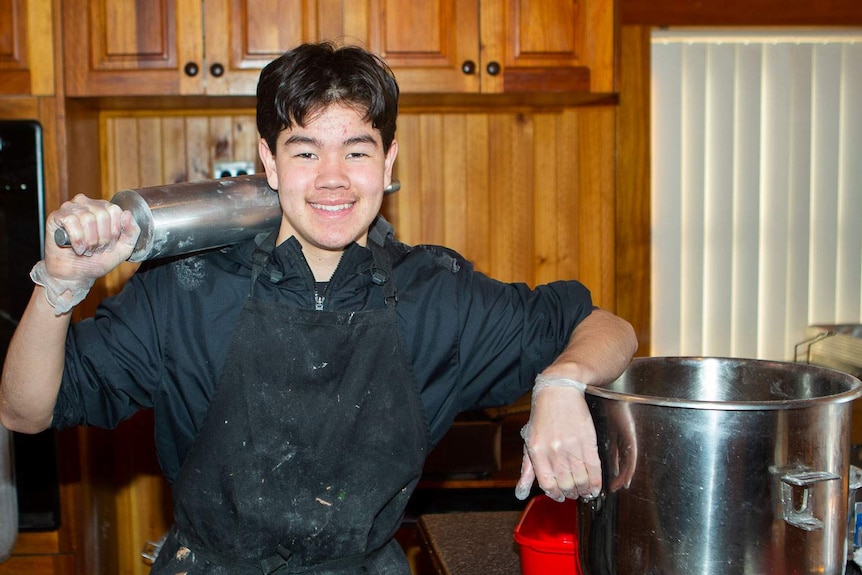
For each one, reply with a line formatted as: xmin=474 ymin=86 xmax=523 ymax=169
xmin=308 ymin=254 xmax=347 ymax=312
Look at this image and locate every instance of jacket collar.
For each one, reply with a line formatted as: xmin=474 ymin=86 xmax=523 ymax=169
xmin=232 ymin=216 xmax=394 ymax=290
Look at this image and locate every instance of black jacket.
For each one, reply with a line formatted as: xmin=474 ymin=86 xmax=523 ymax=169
xmin=54 ymin=217 xmax=593 ymax=482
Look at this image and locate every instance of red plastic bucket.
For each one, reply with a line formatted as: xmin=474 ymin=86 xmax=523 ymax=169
xmin=513 ymin=495 xmax=581 ymax=575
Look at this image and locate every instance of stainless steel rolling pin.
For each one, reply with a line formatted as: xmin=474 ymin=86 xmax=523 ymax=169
xmin=54 ymin=174 xmax=400 ymax=262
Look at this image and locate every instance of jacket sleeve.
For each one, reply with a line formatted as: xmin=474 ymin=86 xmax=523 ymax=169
xmin=52 ymin=269 xmax=167 ymax=430
xmin=52 ymin=247 xmax=253 ymax=433
xmin=456 ymin=271 xmax=594 ymax=409
xmin=393 ymin=244 xmax=593 ymax=444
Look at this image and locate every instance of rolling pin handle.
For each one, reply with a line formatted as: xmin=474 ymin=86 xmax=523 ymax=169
xmin=54 ymin=227 xmax=71 ymax=247
xmin=384 ymin=179 xmax=401 ymax=195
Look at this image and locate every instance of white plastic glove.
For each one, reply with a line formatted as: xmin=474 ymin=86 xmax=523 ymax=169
xmin=515 ymin=374 xmax=602 ymax=502
xmin=30 ymin=260 xmax=96 ymax=315
xmin=32 ymin=195 xmax=139 ymax=315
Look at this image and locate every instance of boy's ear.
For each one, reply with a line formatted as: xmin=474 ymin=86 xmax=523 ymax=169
xmin=259 ymin=138 xmax=279 ymax=191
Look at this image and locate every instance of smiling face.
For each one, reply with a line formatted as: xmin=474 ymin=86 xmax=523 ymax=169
xmin=259 ymin=103 xmax=398 ymax=279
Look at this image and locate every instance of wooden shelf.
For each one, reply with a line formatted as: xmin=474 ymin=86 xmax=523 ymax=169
xmin=0 ymin=555 xmax=75 ymax=575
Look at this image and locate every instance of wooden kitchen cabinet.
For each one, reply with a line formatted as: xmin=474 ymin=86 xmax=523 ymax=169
xmin=203 ymin=0 xmax=345 ymax=95
xmin=0 ymin=0 xmax=55 ymax=95
xmin=62 ymin=0 xmax=616 ymax=97
xmin=62 ymin=0 xmax=203 ymax=96
xmin=62 ymin=0 xmax=345 ymax=96
xmin=344 ymin=0 xmax=616 ymax=94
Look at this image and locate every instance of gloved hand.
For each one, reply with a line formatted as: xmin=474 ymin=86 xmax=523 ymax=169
xmin=515 ymin=374 xmax=601 ymax=502
xmin=32 ymin=195 xmax=139 ymax=315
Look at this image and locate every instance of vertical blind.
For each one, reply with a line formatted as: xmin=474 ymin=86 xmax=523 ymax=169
xmin=651 ymin=29 xmax=862 ymax=361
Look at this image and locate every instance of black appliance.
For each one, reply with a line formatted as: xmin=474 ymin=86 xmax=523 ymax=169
xmin=0 ymin=119 xmax=61 ymax=531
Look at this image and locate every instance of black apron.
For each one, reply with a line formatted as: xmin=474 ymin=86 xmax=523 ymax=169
xmin=151 ymin=237 xmax=429 ymax=574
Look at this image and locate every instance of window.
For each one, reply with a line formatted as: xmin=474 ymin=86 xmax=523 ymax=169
xmin=651 ymin=29 xmax=862 ymax=360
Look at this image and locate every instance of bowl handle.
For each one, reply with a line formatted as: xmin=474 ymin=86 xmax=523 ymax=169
xmin=779 ymin=470 xmax=840 ymax=531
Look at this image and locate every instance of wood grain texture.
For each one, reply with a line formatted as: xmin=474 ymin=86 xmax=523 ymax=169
xmin=615 ymin=25 xmax=651 ymax=355
xmin=620 ymin=0 xmax=862 ymax=25
xmin=57 ymin=0 xmax=615 ymax=97
xmin=62 ymin=0 xmax=196 ymax=96
xmin=0 ymin=554 xmax=75 ymax=575
xmin=577 ymin=107 xmax=616 ymax=309
xmin=6 ymin=531 xmax=59 ymax=555
xmin=27 ymin=0 xmax=55 ymax=95
xmin=482 ymin=0 xmax=615 ymax=94
xmin=0 ymin=0 xmax=32 ymax=95
xmin=360 ymin=0 xmax=481 ymax=93
xmin=391 ymin=108 xmax=615 ymax=298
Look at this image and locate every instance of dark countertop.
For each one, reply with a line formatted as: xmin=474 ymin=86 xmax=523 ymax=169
xmin=418 ymin=511 xmax=522 ymax=575
xmin=415 ymin=508 xmax=862 ymax=575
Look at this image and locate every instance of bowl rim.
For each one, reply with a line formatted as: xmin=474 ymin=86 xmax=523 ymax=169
xmin=584 ymin=356 xmax=862 ymax=411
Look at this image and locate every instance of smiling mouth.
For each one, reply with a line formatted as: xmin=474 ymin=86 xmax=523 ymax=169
xmin=311 ymin=202 xmax=354 ymax=212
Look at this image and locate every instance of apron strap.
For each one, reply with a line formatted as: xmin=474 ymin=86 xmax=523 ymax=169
xmin=368 ymin=242 xmax=398 ymax=307
xmin=250 ymin=231 xmax=279 ymax=296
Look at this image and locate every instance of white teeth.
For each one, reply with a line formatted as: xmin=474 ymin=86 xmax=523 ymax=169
xmin=311 ymin=203 xmax=352 ymax=212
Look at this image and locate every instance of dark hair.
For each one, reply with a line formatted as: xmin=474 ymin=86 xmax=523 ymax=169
xmin=256 ymin=42 xmax=399 ymax=153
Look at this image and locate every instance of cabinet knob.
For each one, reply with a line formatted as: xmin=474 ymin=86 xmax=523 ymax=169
xmin=486 ymin=61 xmax=501 ymax=76
xmin=210 ymin=63 xmax=225 ymax=78
xmin=461 ymin=60 xmax=477 ymax=75
xmin=183 ymin=62 xmax=200 ymax=77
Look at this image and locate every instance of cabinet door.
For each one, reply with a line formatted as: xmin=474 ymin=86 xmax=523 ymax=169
xmin=481 ymin=0 xmax=615 ymax=93
xmin=345 ymin=0 xmax=481 ymax=93
xmin=0 ymin=0 xmax=54 ymax=95
xmin=203 ymin=0 xmax=344 ymax=96
xmin=63 ymin=0 xmax=204 ymax=96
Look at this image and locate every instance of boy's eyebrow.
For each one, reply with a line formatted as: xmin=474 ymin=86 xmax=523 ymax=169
xmin=282 ymin=133 xmax=380 ymax=147
xmin=283 ymin=134 xmax=319 ymax=147
xmin=344 ymin=134 xmax=379 ymax=147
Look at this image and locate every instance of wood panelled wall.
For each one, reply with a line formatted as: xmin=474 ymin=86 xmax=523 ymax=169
xmin=392 ymin=110 xmax=616 ymax=301
xmin=615 ymin=26 xmax=652 ymax=355
xmin=100 ymin=106 xmax=617 ymax=308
